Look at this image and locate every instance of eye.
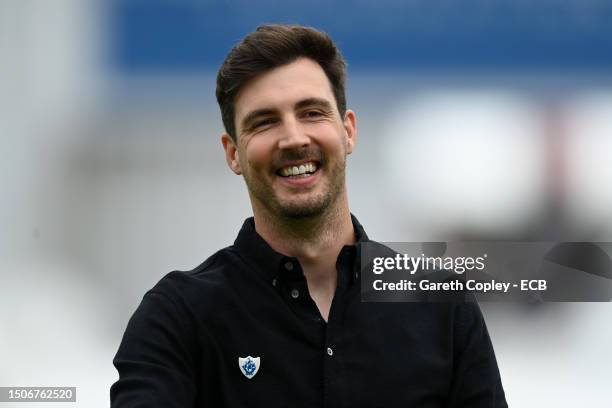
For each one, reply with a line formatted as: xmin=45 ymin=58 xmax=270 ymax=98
xmin=303 ymin=110 xmax=325 ymax=119
xmin=253 ymin=118 xmax=277 ymax=129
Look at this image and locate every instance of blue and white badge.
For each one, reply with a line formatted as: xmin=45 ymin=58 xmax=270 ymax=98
xmin=238 ymin=356 xmax=260 ymax=379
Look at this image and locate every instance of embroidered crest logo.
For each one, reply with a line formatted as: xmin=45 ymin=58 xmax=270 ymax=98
xmin=238 ymin=356 xmax=260 ymax=379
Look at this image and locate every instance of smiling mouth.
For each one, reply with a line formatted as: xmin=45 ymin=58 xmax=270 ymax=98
xmin=276 ymin=161 xmax=320 ymax=178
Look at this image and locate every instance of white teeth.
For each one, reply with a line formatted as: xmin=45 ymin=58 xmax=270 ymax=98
xmin=279 ymin=162 xmax=318 ymax=177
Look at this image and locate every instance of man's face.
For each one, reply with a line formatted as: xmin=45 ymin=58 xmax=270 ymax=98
xmin=222 ymin=57 xmax=356 ymax=219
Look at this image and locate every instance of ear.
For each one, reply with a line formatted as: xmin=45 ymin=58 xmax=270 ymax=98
xmin=221 ymin=133 xmax=242 ymax=175
xmin=343 ymin=109 xmax=357 ymax=155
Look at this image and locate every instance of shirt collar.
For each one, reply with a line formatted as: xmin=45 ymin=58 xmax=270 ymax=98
xmin=233 ymin=214 xmax=369 ymax=283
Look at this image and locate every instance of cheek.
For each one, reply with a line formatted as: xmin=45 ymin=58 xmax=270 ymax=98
xmin=243 ymin=138 xmax=274 ymax=172
xmin=315 ymin=124 xmax=347 ymax=155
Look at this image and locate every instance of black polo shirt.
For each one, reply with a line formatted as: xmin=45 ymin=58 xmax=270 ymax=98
xmin=111 ymin=215 xmax=507 ymax=407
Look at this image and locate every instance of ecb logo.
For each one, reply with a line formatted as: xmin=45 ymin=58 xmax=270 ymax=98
xmin=238 ymin=356 xmax=260 ymax=379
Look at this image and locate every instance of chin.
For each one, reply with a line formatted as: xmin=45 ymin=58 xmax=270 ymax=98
xmin=278 ymin=205 xmax=327 ymax=219
xmin=275 ymin=195 xmax=331 ymax=219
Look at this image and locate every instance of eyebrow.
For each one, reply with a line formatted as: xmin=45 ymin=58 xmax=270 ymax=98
xmin=239 ymin=97 xmax=335 ymax=132
xmin=294 ymin=97 xmax=334 ymax=112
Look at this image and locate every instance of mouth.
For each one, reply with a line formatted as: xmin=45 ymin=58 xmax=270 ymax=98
xmin=276 ymin=161 xmax=320 ymax=179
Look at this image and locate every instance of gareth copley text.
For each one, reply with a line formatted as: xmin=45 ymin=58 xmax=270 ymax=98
xmin=372 ymin=279 xmax=548 ymax=293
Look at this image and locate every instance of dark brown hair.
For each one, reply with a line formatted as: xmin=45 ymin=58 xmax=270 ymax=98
xmin=216 ymin=24 xmax=347 ymax=141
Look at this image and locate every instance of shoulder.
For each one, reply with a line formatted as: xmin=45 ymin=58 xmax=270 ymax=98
xmin=145 ymin=245 xmax=247 ymax=317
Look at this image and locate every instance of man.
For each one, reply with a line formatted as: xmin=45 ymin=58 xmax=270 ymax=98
xmin=111 ymin=24 xmax=507 ymax=407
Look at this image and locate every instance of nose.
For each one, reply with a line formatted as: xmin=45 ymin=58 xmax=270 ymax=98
xmin=278 ymin=116 xmax=310 ymax=150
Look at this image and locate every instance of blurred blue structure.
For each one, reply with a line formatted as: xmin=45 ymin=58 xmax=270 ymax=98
xmin=110 ymin=0 xmax=612 ymax=72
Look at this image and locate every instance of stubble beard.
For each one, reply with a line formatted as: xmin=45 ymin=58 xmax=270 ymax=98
xmin=244 ymin=156 xmax=346 ymax=220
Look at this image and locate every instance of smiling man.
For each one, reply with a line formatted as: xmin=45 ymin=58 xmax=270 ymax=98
xmin=111 ymin=24 xmax=507 ymax=407
xmin=220 ymin=53 xmax=356 ymax=322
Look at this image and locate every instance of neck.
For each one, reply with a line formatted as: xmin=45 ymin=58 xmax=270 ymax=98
xmin=252 ymin=193 xmax=355 ymax=262
xmin=252 ymin=191 xmax=355 ymax=323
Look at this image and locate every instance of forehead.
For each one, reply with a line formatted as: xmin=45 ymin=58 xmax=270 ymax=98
xmin=234 ymin=58 xmax=336 ymax=122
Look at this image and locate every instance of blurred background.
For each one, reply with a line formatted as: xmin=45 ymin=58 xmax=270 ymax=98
xmin=1 ymin=0 xmax=611 ymax=406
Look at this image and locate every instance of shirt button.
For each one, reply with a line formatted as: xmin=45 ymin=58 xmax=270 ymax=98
xmin=291 ymin=289 xmax=299 ymax=299
xmin=326 ymin=347 xmax=334 ymax=356
xmin=284 ymin=261 xmax=294 ymax=271
xmin=272 ymin=278 xmax=277 ymax=287
xmin=354 ymin=272 xmax=359 ymax=280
